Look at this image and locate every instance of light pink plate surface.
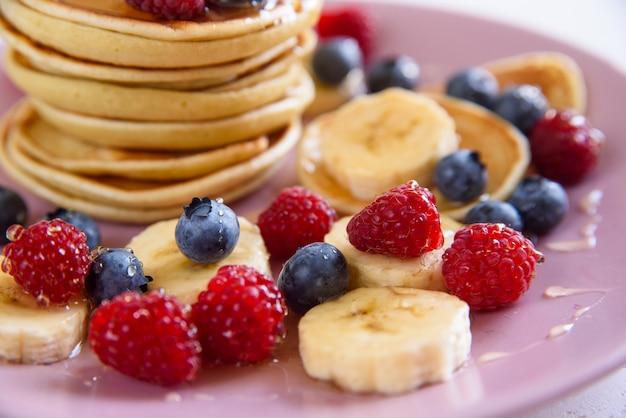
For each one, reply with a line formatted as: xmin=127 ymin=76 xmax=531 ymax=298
xmin=1 ymin=1 xmax=625 ymax=417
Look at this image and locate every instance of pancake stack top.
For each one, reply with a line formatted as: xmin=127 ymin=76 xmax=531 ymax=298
xmin=0 ymin=0 xmax=321 ymax=223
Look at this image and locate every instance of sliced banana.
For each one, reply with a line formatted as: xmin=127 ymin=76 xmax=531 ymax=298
xmin=0 ymin=264 xmax=89 ymax=364
xmin=298 ymin=286 xmax=471 ymax=394
xmin=324 ymin=215 xmax=463 ymax=291
xmin=313 ymin=88 xmax=458 ymax=202
xmin=127 ymin=217 xmax=270 ymax=305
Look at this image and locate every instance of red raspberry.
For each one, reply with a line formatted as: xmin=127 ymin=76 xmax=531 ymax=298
xmin=1 ymin=219 xmax=90 ymax=307
xmin=316 ymin=6 xmax=375 ymax=62
xmin=89 ymin=291 xmax=201 ymax=386
xmin=125 ymin=0 xmax=205 ymax=20
xmin=442 ymin=223 xmax=544 ymax=311
xmin=191 ymin=265 xmax=286 ymax=364
xmin=257 ymin=186 xmax=337 ymax=258
xmin=346 ymin=181 xmax=444 ymax=258
xmin=530 ymin=109 xmax=606 ymax=185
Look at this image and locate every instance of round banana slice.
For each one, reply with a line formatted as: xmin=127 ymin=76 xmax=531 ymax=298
xmin=127 ymin=217 xmax=270 ymax=305
xmin=0 ymin=266 xmax=88 ymax=364
xmin=324 ymin=216 xmax=463 ymax=291
xmin=298 ymin=286 xmax=471 ymax=394
xmin=304 ymin=88 xmax=458 ymax=203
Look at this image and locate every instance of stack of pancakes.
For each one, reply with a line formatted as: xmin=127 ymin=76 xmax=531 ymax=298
xmin=0 ymin=0 xmax=321 ymax=223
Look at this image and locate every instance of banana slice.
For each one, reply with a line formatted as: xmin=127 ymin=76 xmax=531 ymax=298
xmin=324 ymin=215 xmax=463 ymax=291
xmin=298 ymin=286 xmax=471 ymax=394
xmin=311 ymin=88 xmax=458 ymax=202
xmin=0 ymin=264 xmax=89 ymax=364
xmin=127 ymin=217 xmax=270 ymax=305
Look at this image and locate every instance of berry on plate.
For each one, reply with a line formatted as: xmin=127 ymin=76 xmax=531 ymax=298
xmin=45 ymin=208 xmax=101 ymax=251
xmin=1 ymin=219 xmax=90 ymax=306
xmin=125 ymin=0 xmax=205 ymax=20
xmin=89 ymin=291 xmax=201 ymax=386
xmin=85 ymin=247 xmax=153 ymax=306
xmin=346 ymin=180 xmax=444 ymax=258
xmin=442 ymin=223 xmax=543 ymax=311
xmin=316 ymin=6 xmax=375 ymax=63
xmin=493 ymin=84 xmax=549 ymax=136
xmin=191 ymin=264 xmax=286 ymax=364
xmin=257 ymin=186 xmax=337 ymax=259
xmin=464 ymin=200 xmax=524 ymax=232
xmin=434 ymin=149 xmax=487 ymax=202
xmin=445 ymin=67 xmax=499 ymax=109
xmin=508 ymin=175 xmax=569 ymax=236
xmin=0 ymin=185 xmax=27 ymax=246
xmin=529 ymin=108 xmax=606 ymax=185
xmin=365 ymin=55 xmax=420 ymax=93
xmin=311 ymin=37 xmax=363 ymax=85
xmin=175 ymin=197 xmax=240 ymax=265
xmin=278 ymin=242 xmax=349 ymax=315
xmin=207 ymin=0 xmax=266 ymax=8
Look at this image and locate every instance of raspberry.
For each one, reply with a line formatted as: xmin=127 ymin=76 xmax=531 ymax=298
xmin=257 ymin=186 xmax=337 ymax=259
xmin=89 ymin=291 xmax=201 ymax=386
xmin=346 ymin=181 xmax=444 ymax=258
xmin=316 ymin=7 xmax=375 ymax=63
xmin=530 ymin=109 xmax=606 ymax=185
xmin=442 ymin=223 xmax=544 ymax=311
xmin=125 ymin=0 xmax=205 ymax=20
xmin=191 ymin=265 xmax=286 ymax=364
xmin=1 ymin=219 xmax=90 ymax=306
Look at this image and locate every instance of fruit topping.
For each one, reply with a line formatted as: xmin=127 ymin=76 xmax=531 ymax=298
xmin=191 ymin=264 xmax=286 ymax=364
xmin=125 ymin=0 xmax=206 ymax=20
xmin=529 ymin=109 xmax=606 ymax=185
xmin=257 ymin=186 xmax=338 ymax=259
xmin=492 ymin=84 xmax=549 ymax=136
xmin=89 ymin=291 xmax=201 ymax=386
xmin=442 ymin=223 xmax=543 ymax=310
xmin=207 ymin=0 xmax=266 ymax=8
xmin=311 ymin=37 xmax=363 ymax=86
xmin=1 ymin=219 xmax=90 ymax=307
xmin=85 ymin=247 xmax=153 ymax=306
xmin=508 ymin=175 xmax=569 ymax=236
xmin=0 ymin=185 xmax=27 ymax=246
xmin=464 ymin=200 xmax=524 ymax=232
xmin=365 ymin=55 xmax=420 ymax=93
xmin=346 ymin=181 xmax=444 ymax=258
xmin=445 ymin=67 xmax=499 ymax=109
xmin=433 ymin=149 xmax=487 ymax=202
xmin=45 ymin=208 xmax=101 ymax=251
xmin=277 ymin=242 xmax=348 ymax=315
xmin=316 ymin=7 xmax=375 ymax=63
xmin=175 ymin=197 xmax=240 ymax=265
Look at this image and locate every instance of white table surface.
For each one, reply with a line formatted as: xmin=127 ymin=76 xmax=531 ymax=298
xmin=393 ymin=0 xmax=626 ymax=416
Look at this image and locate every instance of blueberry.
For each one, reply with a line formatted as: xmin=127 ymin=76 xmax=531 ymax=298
xmin=434 ymin=149 xmax=487 ymax=202
xmin=464 ymin=200 xmax=523 ymax=231
xmin=45 ymin=208 xmax=101 ymax=251
xmin=508 ymin=176 xmax=569 ymax=236
xmin=175 ymin=197 xmax=240 ymax=264
xmin=492 ymin=84 xmax=549 ymax=136
xmin=311 ymin=37 xmax=363 ymax=86
xmin=85 ymin=247 xmax=153 ymax=306
xmin=445 ymin=67 xmax=499 ymax=109
xmin=277 ymin=242 xmax=348 ymax=315
xmin=366 ymin=55 xmax=420 ymax=93
xmin=206 ymin=0 xmax=266 ymax=7
xmin=0 ymin=185 xmax=28 ymax=245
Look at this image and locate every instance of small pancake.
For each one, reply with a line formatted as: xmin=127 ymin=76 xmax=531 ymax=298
xmin=4 ymin=49 xmax=306 ymax=121
xmin=0 ymin=15 xmax=314 ymax=89
xmin=13 ymin=106 xmax=269 ymax=181
xmin=1 ymin=0 xmax=320 ymax=68
xmin=0 ymin=102 xmax=299 ymax=222
xmin=29 ymin=72 xmax=314 ymax=150
xmin=297 ymin=93 xmax=530 ymax=220
xmin=20 ymin=0 xmax=319 ymax=42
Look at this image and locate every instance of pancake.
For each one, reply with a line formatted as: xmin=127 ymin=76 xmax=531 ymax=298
xmin=4 ymin=49 xmax=307 ymax=121
xmin=0 ymin=0 xmax=321 ymax=68
xmin=30 ymin=72 xmax=314 ymax=150
xmin=297 ymin=93 xmax=530 ymax=220
xmin=13 ymin=105 xmax=270 ymax=181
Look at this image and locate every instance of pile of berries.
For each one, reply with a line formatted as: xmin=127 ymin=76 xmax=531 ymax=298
xmin=124 ymin=0 xmax=265 ymax=20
